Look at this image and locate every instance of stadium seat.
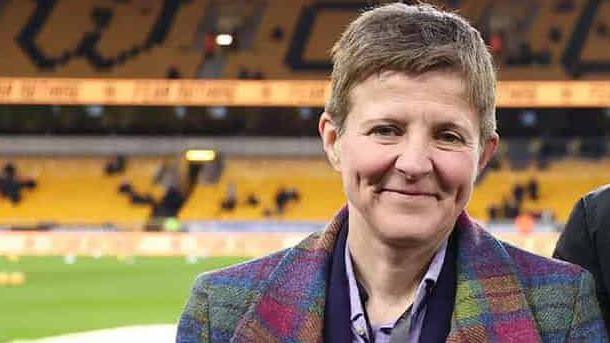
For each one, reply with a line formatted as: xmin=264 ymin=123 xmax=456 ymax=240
xmin=179 ymin=158 xmax=344 ymax=221
xmin=0 ymin=157 xmax=165 ymax=229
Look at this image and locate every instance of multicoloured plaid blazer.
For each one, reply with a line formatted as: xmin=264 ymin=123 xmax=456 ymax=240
xmin=177 ymin=208 xmax=608 ymax=342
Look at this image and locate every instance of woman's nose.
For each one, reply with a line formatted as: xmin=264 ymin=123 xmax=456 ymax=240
xmin=393 ymin=136 xmax=433 ymax=180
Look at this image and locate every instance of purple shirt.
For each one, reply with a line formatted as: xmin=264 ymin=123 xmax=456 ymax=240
xmin=345 ymin=239 xmax=448 ymax=343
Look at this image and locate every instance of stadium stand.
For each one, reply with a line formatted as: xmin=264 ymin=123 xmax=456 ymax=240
xmin=0 ymin=146 xmax=610 ymax=229
xmin=1 ymin=0 xmax=610 ymax=79
xmin=179 ymin=158 xmax=345 ymax=221
xmin=526 ymin=0 xmax=583 ymax=69
xmin=1 ymin=0 xmax=610 ymax=230
xmin=222 ymin=0 xmax=610 ymax=80
xmin=1 ymin=0 xmax=206 ymax=77
xmin=468 ymin=157 xmax=610 ymax=223
xmin=4 ymin=152 xmax=609 ymax=226
xmin=581 ymin=0 xmax=610 ymax=62
xmin=222 ymin=0 xmax=324 ymax=80
xmin=0 ymin=157 xmax=165 ymax=229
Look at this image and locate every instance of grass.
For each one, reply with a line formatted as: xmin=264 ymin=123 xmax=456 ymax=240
xmin=0 ymin=255 xmax=248 ymax=342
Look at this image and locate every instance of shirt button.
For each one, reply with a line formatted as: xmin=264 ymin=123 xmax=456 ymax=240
xmin=356 ymin=326 xmax=366 ymax=336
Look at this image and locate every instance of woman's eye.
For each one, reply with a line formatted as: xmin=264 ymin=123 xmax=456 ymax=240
xmin=369 ymin=126 xmax=401 ymax=137
xmin=438 ymin=131 xmax=464 ymax=143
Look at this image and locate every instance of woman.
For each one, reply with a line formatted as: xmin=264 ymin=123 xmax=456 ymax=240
xmin=177 ymin=3 xmax=608 ymax=342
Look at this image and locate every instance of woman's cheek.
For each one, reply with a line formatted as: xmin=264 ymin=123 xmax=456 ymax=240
xmin=345 ymin=142 xmax=396 ymax=181
xmin=434 ymin=150 xmax=478 ymax=193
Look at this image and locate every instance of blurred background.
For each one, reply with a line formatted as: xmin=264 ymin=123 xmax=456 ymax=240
xmin=1 ymin=0 xmax=609 ymax=341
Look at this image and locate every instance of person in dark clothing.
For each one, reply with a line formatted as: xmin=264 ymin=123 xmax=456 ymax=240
xmin=502 ymin=196 xmax=520 ymax=219
xmin=513 ymin=183 xmax=525 ymax=204
xmin=1 ymin=178 xmax=21 ymax=204
xmin=153 ymin=185 xmax=184 ymax=217
xmin=487 ymin=204 xmax=499 ymax=221
xmin=117 ymin=181 xmax=154 ymax=205
xmin=166 ymin=64 xmax=182 ymax=79
xmin=274 ymin=187 xmax=300 ymax=214
xmin=527 ymin=178 xmax=539 ymax=200
xmin=553 ymin=185 xmax=610 ymax=331
xmin=118 ymin=181 xmax=133 ymax=194
xmin=220 ymin=183 xmax=237 ymax=212
xmin=2 ymin=162 xmax=16 ymax=179
xmin=274 ymin=187 xmax=290 ymax=214
xmin=105 ymin=155 xmax=126 ymax=175
xmin=220 ymin=197 xmax=236 ymax=211
xmin=0 ymin=162 xmax=36 ymax=204
xmin=245 ymin=193 xmax=259 ymax=207
xmin=271 ymin=26 xmax=284 ymax=41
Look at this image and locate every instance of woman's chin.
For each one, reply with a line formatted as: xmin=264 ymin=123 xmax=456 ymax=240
xmin=372 ymin=216 xmax=450 ymax=248
xmin=376 ymin=227 xmax=439 ymax=248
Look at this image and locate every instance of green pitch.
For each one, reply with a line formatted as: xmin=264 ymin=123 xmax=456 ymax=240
xmin=0 ymin=255 xmax=248 ymax=342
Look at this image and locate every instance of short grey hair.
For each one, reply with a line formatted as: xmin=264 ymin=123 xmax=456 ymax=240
xmin=326 ymin=2 xmax=497 ymax=141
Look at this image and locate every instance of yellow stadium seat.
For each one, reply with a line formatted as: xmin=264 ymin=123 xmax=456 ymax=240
xmin=0 ymin=157 xmax=165 ymax=229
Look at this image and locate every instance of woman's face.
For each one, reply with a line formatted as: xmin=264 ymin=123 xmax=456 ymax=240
xmin=320 ymin=70 xmax=497 ymax=246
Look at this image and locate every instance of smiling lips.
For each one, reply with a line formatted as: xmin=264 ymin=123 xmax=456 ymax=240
xmin=379 ymin=188 xmax=439 ymax=200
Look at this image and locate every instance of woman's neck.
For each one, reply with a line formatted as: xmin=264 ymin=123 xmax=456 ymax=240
xmin=346 ymin=220 xmax=448 ymax=325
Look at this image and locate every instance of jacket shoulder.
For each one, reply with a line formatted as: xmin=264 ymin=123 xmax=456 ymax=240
xmin=194 ymin=248 xmax=288 ymax=297
xmin=180 ymin=249 xmax=289 ymax=342
xmin=503 ymin=241 xmax=586 ymax=281
xmin=583 ymin=183 xmax=610 ymax=203
xmin=501 ymin=241 xmax=587 ymax=310
xmin=501 ymin=242 xmax=607 ymax=340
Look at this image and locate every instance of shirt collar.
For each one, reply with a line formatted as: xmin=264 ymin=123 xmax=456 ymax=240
xmin=345 ymin=238 xmax=448 ymax=326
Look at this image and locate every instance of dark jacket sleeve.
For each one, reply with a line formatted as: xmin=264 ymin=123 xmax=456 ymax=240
xmin=553 ymin=199 xmax=600 ymax=279
xmin=554 ymin=194 xmax=610 ymax=331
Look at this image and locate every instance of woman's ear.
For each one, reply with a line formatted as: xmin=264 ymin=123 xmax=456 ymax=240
xmin=319 ymin=112 xmax=341 ymax=171
xmin=477 ymin=132 xmax=499 ymax=174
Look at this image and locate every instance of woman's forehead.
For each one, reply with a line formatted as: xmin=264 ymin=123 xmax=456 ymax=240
xmin=346 ymin=70 xmax=477 ymax=123
xmin=351 ymin=70 xmax=468 ymax=100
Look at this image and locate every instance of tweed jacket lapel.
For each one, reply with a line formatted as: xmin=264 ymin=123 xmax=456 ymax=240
xmin=229 ymin=208 xmax=348 ymax=343
xmin=446 ymin=213 xmax=542 ymax=342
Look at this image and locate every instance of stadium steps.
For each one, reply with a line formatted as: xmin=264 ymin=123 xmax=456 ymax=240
xmin=561 ymin=0 xmax=600 ymax=76
xmin=95 ymin=0 xmax=207 ymax=78
xmin=300 ymin=5 xmax=359 ymax=63
xmin=223 ymin=0 xmax=327 ymax=79
xmin=581 ymin=0 xmax=610 ymax=61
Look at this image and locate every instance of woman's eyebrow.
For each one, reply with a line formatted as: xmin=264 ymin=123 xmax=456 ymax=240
xmin=435 ymin=120 xmax=469 ymax=130
xmin=359 ymin=117 xmax=405 ymax=127
xmin=431 ymin=113 xmax=475 ymax=129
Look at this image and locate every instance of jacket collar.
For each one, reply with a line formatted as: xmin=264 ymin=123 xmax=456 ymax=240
xmin=445 ymin=212 xmax=541 ymax=342
xmin=230 ymin=208 xmax=541 ymax=342
xmin=229 ymin=208 xmax=346 ymax=343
